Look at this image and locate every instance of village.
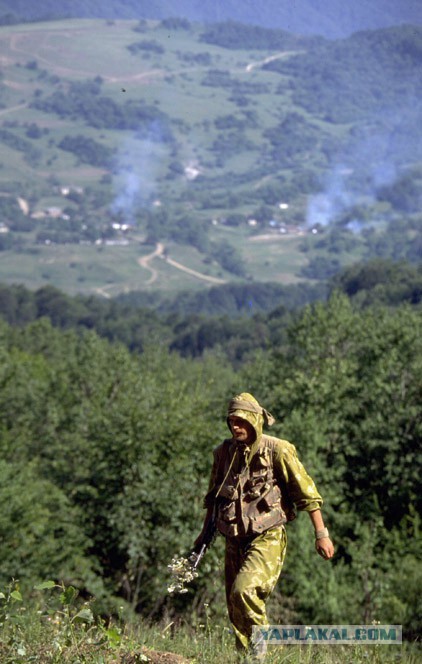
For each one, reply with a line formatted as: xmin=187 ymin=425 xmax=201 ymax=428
xmin=0 ymin=187 xmax=322 ymax=248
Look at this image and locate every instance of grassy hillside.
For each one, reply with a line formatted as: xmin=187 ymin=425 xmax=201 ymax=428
xmin=0 ymin=19 xmax=420 ymax=297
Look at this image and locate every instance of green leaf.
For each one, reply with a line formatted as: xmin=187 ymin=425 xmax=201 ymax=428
xmin=105 ymin=626 xmax=122 ymax=647
xmin=74 ymin=607 xmax=94 ymax=624
xmin=34 ymin=580 xmax=56 ymax=590
xmin=10 ymin=591 xmax=22 ymax=601
xmin=60 ymin=585 xmax=78 ymax=606
xmin=0 ymin=592 xmax=6 ymax=599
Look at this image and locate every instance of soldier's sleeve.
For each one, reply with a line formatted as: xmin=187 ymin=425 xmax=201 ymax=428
xmin=273 ymin=439 xmax=323 ymax=512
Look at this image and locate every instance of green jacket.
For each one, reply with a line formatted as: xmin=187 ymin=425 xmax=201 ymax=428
xmin=204 ymin=393 xmax=323 ymax=538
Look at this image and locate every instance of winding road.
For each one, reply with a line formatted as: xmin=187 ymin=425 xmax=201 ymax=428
xmin=137 ymin=242 xmax=164 ymax=285
xmin=137 ymin=242 xmax=226 ymax=285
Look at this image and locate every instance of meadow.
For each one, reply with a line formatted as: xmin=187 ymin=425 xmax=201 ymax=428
xmin=0 ymin=239 xmax=272 ymax=295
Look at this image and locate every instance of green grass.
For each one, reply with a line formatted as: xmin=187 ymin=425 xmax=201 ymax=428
xmin=130 ymin=620 xmax=413 ymax=664
xmin=0 ymin=241 xmax=237 ymax=296
xmin=0 ymin=579 xmax=419 ymax=664
xmin=1 ymin=608 xmax=419 ymax=664
xmin=240 ymin=234 xmax=310 ymax=283
xmin=0 ymin=244 xmax=152 ymax=296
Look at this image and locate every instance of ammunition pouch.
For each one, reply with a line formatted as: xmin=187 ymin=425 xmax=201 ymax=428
xmin=216 ymin=441 xmax=287 ymax=539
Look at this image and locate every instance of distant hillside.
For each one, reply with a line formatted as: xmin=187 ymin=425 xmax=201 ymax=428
xmin=0 ymin=18 xmax=420 ymax=297
xmin=1 ymin=0 xmax=422 ymax=38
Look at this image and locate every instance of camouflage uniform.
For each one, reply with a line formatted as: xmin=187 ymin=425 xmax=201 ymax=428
xmin=204 ymin=393 xmax=323 ymax=657
xmin=225 ymin=524 xmax=287 ymax=652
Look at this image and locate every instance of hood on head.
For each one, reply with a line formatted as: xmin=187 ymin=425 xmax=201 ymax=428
xmin=227 ymin=392 xmax=275 ymax=443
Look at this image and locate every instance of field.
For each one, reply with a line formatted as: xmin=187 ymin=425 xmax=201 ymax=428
xmin=0 ymin=234 xmax=311 ymax=296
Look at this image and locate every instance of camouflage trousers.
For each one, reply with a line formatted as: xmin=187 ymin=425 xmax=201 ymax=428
xmin=225 ymin=525 xmax=287 ymax=653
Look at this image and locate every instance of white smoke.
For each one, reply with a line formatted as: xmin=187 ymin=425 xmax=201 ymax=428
xmin=306 ymin=166 xmax=353 ymax=227
xmin=305 ymin=104 xmax=417 ymax=229
xmin=111 ymin=123 xmax=167 ymax=225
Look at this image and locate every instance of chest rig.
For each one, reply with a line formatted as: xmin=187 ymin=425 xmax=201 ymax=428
xmin=215 ymin=436 xmax=287 ymax=539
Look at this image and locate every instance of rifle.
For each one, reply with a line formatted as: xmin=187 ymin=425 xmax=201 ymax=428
xmin=167 ymin=509 xmax=217 ymax=595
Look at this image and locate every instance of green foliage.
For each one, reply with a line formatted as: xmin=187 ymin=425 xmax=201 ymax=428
xmin=127 ymin=40 xmax=165 ymax=55
xmin=364 ymin=216 xmax=422 ymax=264
xmin=331 ymin=259 xmax=422 ymax=306
xmin=200 ymin=21 xmax=313 ymax=51
xmin=300 ymin=255 xmax=342 ymax=279
xmin=0 ymin=234 xmax=18 ymax=251
xmin=26 ymin=122 xmax=49 ymax=139
xmin=0 ymin=9 xmax=422 ymax=628
xmin=0 ymin=579 xmax=140 ymax=663
xmin=58 ymin=135 xmax=113 ymax=167
xmin=378 ymin=166 xmax=422 ymax=213
xmin=266 ymin=25 xmax=422 ymax=123
xmin=0 ymin=460 xmax=95 ymax=589
xmin=0 ymin=128 xmax=41 ymax=166
xmin=0 ymin=281 xmax=327 ymax=361
xmin=209 ymin=240 xmax=246 ymax=277
xmin=264 ymin=113 xmax=322 ymax=167
xmin=32 ymin=83 xmax=172 ymax=133
xmin=211 ymin=129 xmax=256 ymax=163
xmin=1 ymin=264 xmax=420 ymax=364
xmin=201 ymin=69 xmax=270 ymax=95
xmin=312 ymin=228 xmax=362 ymax=254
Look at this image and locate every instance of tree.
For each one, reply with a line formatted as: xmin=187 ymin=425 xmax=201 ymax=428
xmin=331 ymin=259 xmax=422 ymax=305
xmin=0 ymin=460 xmax=95 ymax=590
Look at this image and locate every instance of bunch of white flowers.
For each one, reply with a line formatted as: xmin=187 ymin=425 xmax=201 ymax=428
xmin=167 ymin=553 xmax=199 ymax=594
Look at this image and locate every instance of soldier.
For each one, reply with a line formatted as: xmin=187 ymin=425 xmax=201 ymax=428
xmin=194 ymin=392 xmax=335 ymax=662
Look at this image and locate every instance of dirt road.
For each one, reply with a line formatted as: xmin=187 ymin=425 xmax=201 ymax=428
xmin=137 ymin=242 xmax=164 ymax=285
xmin=165 ymin=255 xmax=226 ymax=284
xmin=137 ymin=243 xmax=226 ymax=285
xmin=245 ymin=50 xmax=303 ymax=72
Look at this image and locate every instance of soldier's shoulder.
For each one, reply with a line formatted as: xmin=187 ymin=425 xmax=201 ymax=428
xmin=260 ymin=435 xmax=296 ymax=456
xmin=212 ymin=438 xmax=232 ymax=457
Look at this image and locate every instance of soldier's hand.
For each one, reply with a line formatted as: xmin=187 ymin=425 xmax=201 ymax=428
xmin=315 ymin=537 xmax=335 ymax=559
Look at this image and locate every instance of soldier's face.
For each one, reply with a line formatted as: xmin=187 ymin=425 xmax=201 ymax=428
xmin=228 ymin=416 xmax=255 ymax=444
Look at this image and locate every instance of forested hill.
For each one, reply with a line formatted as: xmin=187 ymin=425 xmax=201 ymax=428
xmin=1 ymin=0 xmax=422 ymax=37
xmin=0 ymin=259 xmax=420 ymax=363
